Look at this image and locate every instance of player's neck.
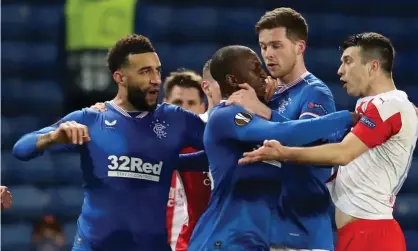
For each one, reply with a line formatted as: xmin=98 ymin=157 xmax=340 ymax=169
xmin=112 ymin=93 xmax=139 ymax=112
xmin=366 ymin=75 xmax=396 ymax=97
xmin=278 ymin=60 xmax=308 ymax=85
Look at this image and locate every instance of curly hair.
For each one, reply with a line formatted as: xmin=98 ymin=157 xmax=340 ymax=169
xmin=107 ymin=34 xmax=155 ymax=74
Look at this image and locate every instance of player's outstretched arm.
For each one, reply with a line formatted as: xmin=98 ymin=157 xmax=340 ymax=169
xmin=210 ymin=104 xmax=356 ymax=147
xmin=12 ymin=110 xmax=90 ymax=161
xmin=239 ymin=133 xmax=367 ymax=166
xmin=240 ymin=98 xmax=409 ymax=166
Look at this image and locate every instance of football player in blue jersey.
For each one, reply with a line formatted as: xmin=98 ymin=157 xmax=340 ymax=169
xmin=225 ymin=8 xmax=341 ymax=251
xmin=12 ymin=34 xmax=208 ymax=251
xmin=188 ymin=45 xmax=358 ymax=251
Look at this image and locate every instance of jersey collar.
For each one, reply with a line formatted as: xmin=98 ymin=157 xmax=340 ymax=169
xmin=106 ymin=101 xmax=149 ymax=118
xmin=277 ymin=71 xmax=311 ymax=94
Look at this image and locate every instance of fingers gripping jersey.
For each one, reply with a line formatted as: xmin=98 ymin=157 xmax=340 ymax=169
xmin=328 ymin=90 xmax=418 ymax=219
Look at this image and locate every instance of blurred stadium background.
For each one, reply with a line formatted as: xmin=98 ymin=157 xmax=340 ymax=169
xmin=1 ymin=0 xmax=418 ymax=250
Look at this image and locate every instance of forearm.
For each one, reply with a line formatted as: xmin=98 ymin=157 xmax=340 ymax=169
xmin=177 ymin=151 xmax=209 ymax=172
xmin=284 ymin=143 xmax=350 ymax=166
xmin=13 ymin=132 xmax=52 ymax=161
xmin=12 ymin=126 xmax=62 ymax=161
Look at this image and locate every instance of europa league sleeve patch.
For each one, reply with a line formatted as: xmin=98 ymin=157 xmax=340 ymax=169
xmin=234 ymin=112 xmax=253 ymax=126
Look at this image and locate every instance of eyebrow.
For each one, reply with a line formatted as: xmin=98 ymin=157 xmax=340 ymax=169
xmin=138 ymin=65 xmax=161 ymax=72
xmin=341 ymin=55 xmax=352 ymax=62
xmin=259 ymin=40 xmax=283 ymax=45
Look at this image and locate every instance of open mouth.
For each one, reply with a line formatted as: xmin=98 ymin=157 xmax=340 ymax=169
xmin=340 ymin=79 xmax=348 ymax=88
xmin=267 ymin=63 xmax=278 ymax=68
xmin=147 ymin=90 xmax=159 ymax=97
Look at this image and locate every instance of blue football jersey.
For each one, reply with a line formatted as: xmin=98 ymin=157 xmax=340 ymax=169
xmin=268 ymin=73 xmax=337 ymax=250
xmin=13 ymin=101 xmax=205 ymax=251
xmin=188 ymin=102 xmax=353 ymax=251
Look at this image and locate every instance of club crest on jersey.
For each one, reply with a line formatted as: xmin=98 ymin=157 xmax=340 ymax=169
xmin=278 ymin=97 xmax=292 ymax=114
xmin=359 ymin=116 xmax=376 ymax=128
xmin=234 ymin=112 xmax=252 ymax=126
xmin=150 ymin=119 xmax=169 ymax=139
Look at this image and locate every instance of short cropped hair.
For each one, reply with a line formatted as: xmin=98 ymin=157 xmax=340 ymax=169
xmin=255 ymin=7 xmax=308 ymax=42
xmin=203 ymin=59 xmax=212 ymax=74
xmin=210 ymin=46 xmax=248 ymax=85
xmin=107 ymin=34 xmax=155 ymax=74
xmin=164 ymin=69 xmax=204 ymax=101
xmin=340 ymin=32 xmax=395 ymax=75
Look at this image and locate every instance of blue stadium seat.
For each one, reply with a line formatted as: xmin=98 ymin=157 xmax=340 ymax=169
xmin=138 ymin=5 xmax=219 ymax=42
xmin=307 ymin=15 xmax=415 ymax=48
xmin=2 ymin=80 xmax=63 ymax=116
xmin=394 ymin=195 xmax=418 ymax=230
xmin=136 ymin=4 xmax=174 ymax=40
xmin=400 ymin=158 xmax=418 ymax=194
xmin=1 ymin=116 xmax=40 ymax=150
xmin=51 ymin=153 xmax=83 ymax=185
xmin=305 ymin=49 xmax=341 ymax=79
xmin=2 ymin=151 xmax=55 ymax=185
xmin=2 ymin=42 xmax=58 ymax=71
xmin=3 ymin=186 xmax=50 ymax=218
xmin=2 ymin=4 xmax=63 ymax=41
xmin=405 ymin=230 xmax=418 ymax=251
xmin=27 ymin=5 xmax=63 ymax=41
xmin=1 ymin=4 xmax=29 ymax=41
xmin=1 ymin=223 xmax=33 ymax=251
xmin=155 ymin=43 xmax=217 ymax=73
xmin=217 ymin=8 xmax=263 ymax=43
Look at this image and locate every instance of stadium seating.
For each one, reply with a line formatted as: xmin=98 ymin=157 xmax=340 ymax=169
xmin=1 ymin=1 xmax=417 ymax=250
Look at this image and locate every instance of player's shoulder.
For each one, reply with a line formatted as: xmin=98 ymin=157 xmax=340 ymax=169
xmin=367 ymin=90 xmax=415 ymax=118
xmin=209 ymin=103 xmax=251 ymax=124
xmin=371 ymin=90 xmax=410 ymax=110
xmin=300 ymin=73 xmax=333 ymax=96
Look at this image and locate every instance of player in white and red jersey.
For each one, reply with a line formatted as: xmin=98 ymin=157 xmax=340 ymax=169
xmin=238 ymin=32 xmax=418 ymax=251
xmin=163 ymin=68 xmax=214 ymax=251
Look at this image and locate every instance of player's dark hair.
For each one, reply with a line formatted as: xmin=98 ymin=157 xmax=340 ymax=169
xmin=255 ymin=7 xmax=308 ymax=42
xmin=210 ymin=45 xmax=252 ymax=97
xmin=164 ymin=69 xmax=204 ymax=101
xmin=340 ymin=32 xmax=395 ymax=75
xmin=107 ymin=34 xmax=155 ymax=74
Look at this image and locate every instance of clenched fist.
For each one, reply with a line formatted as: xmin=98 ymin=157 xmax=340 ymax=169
xmin=49 ymin=121 xmax=90 ymax=145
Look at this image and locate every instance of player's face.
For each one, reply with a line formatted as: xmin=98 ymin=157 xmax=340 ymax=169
xmin=165 ymin=86 xmax=205 ymax=114
xmin=124 ymin=53 xmax=162 ymax=111
xmin=259 ymin=27 xmax=298 ymax=79
xmin=237 ymin=51 xmax=269 ymax=100
xmin=338 ymin=47 xmax=370 ymax=97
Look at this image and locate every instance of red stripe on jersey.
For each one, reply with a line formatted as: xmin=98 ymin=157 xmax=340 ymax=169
xmin=168 ymin=147 xmax=211 ymax=251
xmin=166 ymin=172 xmax=178 ymax=244
xmin=352 ymin=101 xmax=402 ymax=148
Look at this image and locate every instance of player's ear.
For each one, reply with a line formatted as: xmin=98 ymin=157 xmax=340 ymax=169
xmin=225 ymin=74 xmax=238 ymax=87
xmin=296 ymin=40 xmax=306 ymax=55
xmin=369 ymin=59 xmax=380 ymax=75
xmin=113 ymin=71 xmax=126 ymax=87
xmin=201 ymin=81 xmax=210 ymax=93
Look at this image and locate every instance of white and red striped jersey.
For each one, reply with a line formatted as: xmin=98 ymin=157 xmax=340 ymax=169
xmin=327 ymin=90 xmax=418 ymax=219
xmin=166 ymin=147 xmax=211 ymax=251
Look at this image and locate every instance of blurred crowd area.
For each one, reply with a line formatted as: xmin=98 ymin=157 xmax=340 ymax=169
xmin=1 ymin=0 xmax=418 ymax=250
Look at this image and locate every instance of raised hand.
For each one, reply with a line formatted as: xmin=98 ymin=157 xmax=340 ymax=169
xmin=49 ymin=121 xmax=90 ymax=145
